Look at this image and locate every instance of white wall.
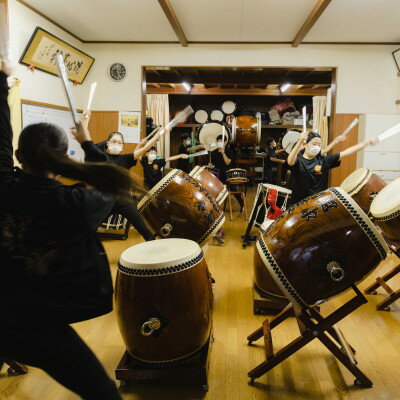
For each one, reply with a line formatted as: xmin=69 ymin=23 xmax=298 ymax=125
xmin=9 ymin=0 xmax=400 ymax=116
xmin=9 ymin=0 xmax=85 ymax=108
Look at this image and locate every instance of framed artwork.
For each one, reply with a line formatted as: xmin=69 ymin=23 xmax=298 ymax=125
xmin=392 ymin=48 xmax=400 ymax=72
xmin=19 ymin=27 xmax=94 ymax=84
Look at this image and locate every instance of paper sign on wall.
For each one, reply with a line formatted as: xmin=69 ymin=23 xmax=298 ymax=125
xmin=118 ymin=111 xmax=140 ymax=143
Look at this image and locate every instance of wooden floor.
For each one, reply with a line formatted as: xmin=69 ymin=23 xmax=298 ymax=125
xmin=1 ymin=193 xmax=400 ymax=400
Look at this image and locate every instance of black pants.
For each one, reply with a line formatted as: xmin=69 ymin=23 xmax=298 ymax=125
xmin=112 ymin=201 xmax=154 ymax=241
xmin=0 ymin=324 xmax=122 ymax=400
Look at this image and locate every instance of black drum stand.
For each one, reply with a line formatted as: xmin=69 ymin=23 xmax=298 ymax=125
xmin=242 ymin=184 xmax=264 ymax=248
xmin=115 ymin=334 xmax=212 ymax=392
xmin=247 ymin=285 xmax=373 ymax=388
xmin=0 ymin=359 xmax=28 ymax=375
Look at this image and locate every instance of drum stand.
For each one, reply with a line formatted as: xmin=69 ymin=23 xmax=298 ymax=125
xmin=252 ymin=284 xmax=290 ymax=315
xmin=0 ymin=359 xmax=28 ymax=375
xmin=247 ymin=285 xmax=373 ymax=388
xmin=242 ymin=185 xmax=264 ymax=248
xmin=115 ymin=334 xmax=212 ymax=391
xmin=364 ymin=241 xmax=400 ymax=311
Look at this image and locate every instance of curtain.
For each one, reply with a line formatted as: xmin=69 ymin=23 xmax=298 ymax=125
xmin=146 ymin=94 xmax=170 ymax=159
xmin=8 ymin=77 xmax=21 ymax=165
xmin=312 ymin=96 xmax=328 ymax=147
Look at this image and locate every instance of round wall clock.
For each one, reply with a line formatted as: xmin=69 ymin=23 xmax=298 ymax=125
xmin=108 ymin=63 xmax=127 ymax=82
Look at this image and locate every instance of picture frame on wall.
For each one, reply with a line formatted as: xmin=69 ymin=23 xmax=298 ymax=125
xmin=19 ymin=27 xmax=95 ymax=84
xmin=392 ymin=48 xmax=400 ymax=72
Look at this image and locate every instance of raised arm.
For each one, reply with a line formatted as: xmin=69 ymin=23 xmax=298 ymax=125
xmin=339 ymin=137 xmax=378 ymax=160
xmin=134 ymin=129 xmax=160 ymax=159
xmin=287 ymin=131 xmax=308 ymax=166
xmin=0 ymin=62 xmax=14 ymax=177
xmin=187 ymin=144 xmax=205 ymax=152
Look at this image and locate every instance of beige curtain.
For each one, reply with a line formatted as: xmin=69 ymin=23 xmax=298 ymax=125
xmin=8 ymin=77 xmax=21 ymax=165
xmin=146 ymin=94 xmax=170 ymax=159
xmin=312 ymin=96 xmax=328 ymax=147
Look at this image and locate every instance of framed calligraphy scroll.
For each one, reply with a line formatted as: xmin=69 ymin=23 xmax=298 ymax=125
xmin=19 ymin=27 xmax=94 ymax=84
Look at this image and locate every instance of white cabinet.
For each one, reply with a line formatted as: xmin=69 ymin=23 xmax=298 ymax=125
xmin=357 ymin=114 xmax=400 ymax=182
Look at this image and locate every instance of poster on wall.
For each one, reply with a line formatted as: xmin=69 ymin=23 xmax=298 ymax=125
xmin=118 ymin=111 xmax=141 ymax=143
xmin=19 ymin=27 xmax=94 ymax=84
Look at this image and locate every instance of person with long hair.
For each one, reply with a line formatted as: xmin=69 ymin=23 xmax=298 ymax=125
xmin=287 ymin=130 xmax=378 ymax=206
xmin=0 ymin=62 xmax=131 ymax=400
xmin=80 ymin=114 xmax=159 ymax=241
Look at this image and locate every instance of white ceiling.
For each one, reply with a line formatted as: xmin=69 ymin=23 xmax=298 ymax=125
xmin=20 ymin=0 xmax=400 ymax=43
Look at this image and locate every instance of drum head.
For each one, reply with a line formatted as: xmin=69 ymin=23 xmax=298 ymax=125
xmin=340 ymin=168 xmax=371 ymax=196
xmin=222 ymin=100 xmax=236 ymax=114
xmin=119 ymin=238 xmax=201 ymax=271
xmin=198 ymin=122 xmax=229 ymax=151
xmin=370 ymin=177 xmax=400 ymax=219
xmin=282 ymin=130 xmax=301 ymax=153
xmin=195 ymin=110 xmax=208 ymax=124
xmin=210 ymin=110 xmax=224 ymax=122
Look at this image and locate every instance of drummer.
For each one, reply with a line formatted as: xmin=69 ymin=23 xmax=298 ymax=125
xmin=140 ymin=146 xmax=189 ymax=190
xmin=210 ymin=134 xmax=244 ymax=212
xmin=287 ymin=131 xmax=378 ymax=206
xmin=262 ymin=138 xmax=286 ymax=184
xmin=176 ymin=134 xmax=205 ymax=173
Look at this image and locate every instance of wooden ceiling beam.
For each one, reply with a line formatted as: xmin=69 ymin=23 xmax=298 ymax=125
xmin=157 ymin=0 xmax=188 ymax=47
xmin=292 ymin=0 xmax=332 ymax=48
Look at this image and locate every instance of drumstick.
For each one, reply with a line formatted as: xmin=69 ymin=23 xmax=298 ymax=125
xmin=302 ymin=106 xmax=307 ymax=132
xmin=143 ymin=126 xmax=160 ymax=141
xmin=378 ymin=121 xmax=400 ymax=142
xmin=340 ymin=118 xmax=359 ymax=138
xmin=55 ymin=53 xmax=79 ymax=128
xmin=188 ymin=149 xmax=208 ymax=158
xmin=159 ymin=105 xmax=194 ymax=136
xmin=0 ymin=2 xmax=10 ymax=64
xmin=85 ymin=82 xmax=97 ymax=118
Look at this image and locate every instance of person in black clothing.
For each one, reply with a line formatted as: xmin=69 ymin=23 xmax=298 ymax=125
xmin=140 ymin=146 xmax=188 ymax=189
xmin=262 ymin=138 xmax=286 ymax=184
xmin=176 ymin=134 xmax=205 ymax=173
xmin=210 ymin=134 xmax=244 ymax=211
xmin=81 ymin=114 xmax=160 ymax=241
xmin=287 ymin=130 xmax=378 ymax=206
xmin=0 ymin=62 xmax=134 ymax=399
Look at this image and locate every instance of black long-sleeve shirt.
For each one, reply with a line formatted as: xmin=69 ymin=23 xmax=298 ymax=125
xmin=0 ymin=71 xmax=115 ymax=326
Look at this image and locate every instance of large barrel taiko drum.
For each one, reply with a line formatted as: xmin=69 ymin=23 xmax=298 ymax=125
xmin=370 ymin=177 xmax=400 ymax=242
xmin=257 ymin=188 xmax=388 ymax=308
xmin=340 ymin=168 xmax=387 ymax=214
xmin=189 ymin=166 xmax=228 ymax=206
xmin=232 ymin=115 xmax=261 ymax=147
xmin=115 ymin=239 xmax=212 ymax=365
xmin=138 ymin=169 xmax=225 ymax=246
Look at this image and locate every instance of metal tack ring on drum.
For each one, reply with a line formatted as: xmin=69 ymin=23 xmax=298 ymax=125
xmin=141 ymin=318 xmax=161 ymax=336
xmin=161 ymin=223 xmax=173 ymax=237
xmin=326 ymin=261 xmax=345 ymax=282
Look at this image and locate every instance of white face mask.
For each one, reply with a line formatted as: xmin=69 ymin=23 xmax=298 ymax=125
xmin=217 ymin=141 xmax=224 ymax=149
xmin=306 ymin=144 xmax=321 ymax=157
xmin=185 ymin=139 xmax=191 ymax=145
xmin=108 ymin=143 xmax=123 ymax=155
xmin=148 ymin=153 xmax=157 ymax=161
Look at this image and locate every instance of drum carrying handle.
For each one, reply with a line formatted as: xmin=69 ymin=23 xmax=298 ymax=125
xmin=141 ymin=317 xmax=161 ymax=336
xmin=326 ymin=261 xmax=345 ymax=282
xmin=160 ymin=223 xmax=173 ymax=237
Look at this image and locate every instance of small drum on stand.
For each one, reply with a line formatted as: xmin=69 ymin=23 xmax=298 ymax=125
xmin=222 ymin=100 xmax=236 ymax=115
xmin=370 ymin=177 xmax=400 ymax=241
xmin=138 ymin=169 xmax=225 ymax=246
xmin=210 ymin=110 xmax=224 ymax=122
xmin=198 ymin=121 xmax=230 ymax=151
xmin=97 ymin=213 xmax=130 ymax=240
xmin=253 ymin=218 xmax=289 ymax=314
xmin=194 ymin=110 xmax=208 ymax=124
xmin=226 ymin=168 xmax=248 ymax=184
xmin=189 ymin=166 xmax=228 ymax=206
xmin=340 ymin=168 xmax=387 ymax=214
xmin=231 ymin=115 xmax=261 ymax=148
xmin=257 ymin=187 xmax=388 ymax=308
xmin=115 ymin=239 xmax=212 ymax=365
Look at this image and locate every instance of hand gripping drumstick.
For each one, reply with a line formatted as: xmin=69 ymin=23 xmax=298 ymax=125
xmin=378 ymin=121 xmax=400 ymax=142
xmin=55 ymin=53 xmax=80 ymax=129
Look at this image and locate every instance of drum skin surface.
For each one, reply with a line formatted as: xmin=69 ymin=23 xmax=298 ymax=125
xmin=234 ymin=115 xmax=259 ymax=147
xmin=115 ymin=240 xmax=212 ymax=364
xmin=258 ymin=188 xmax=388 ymax=308
xmin=138 ymin=169 xmax=225 ymax=245
xmin=189 ymin=166 xmax=228 ymax=206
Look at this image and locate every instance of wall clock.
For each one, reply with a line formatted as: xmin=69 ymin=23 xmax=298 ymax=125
xmin=108 ymin=63 xmax=127 ymax=81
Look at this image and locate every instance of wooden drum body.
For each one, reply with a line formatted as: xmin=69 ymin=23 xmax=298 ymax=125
xmin=138 ymin=169 xmax=225 ymax=246
xmin=115 ymin=239 xmax=212 ymax=365
xmin=371 ymin=177 xmax=400 ymax=241
xmin=257 ymin=188 xmax=388 ymax=308
xmin=340 ymin=168 xmax=386 ymax=213
xmin=232 ymin=115 xmax=261 ymax=147
xmin=189 ymin=166 xmax=228 ymax=206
